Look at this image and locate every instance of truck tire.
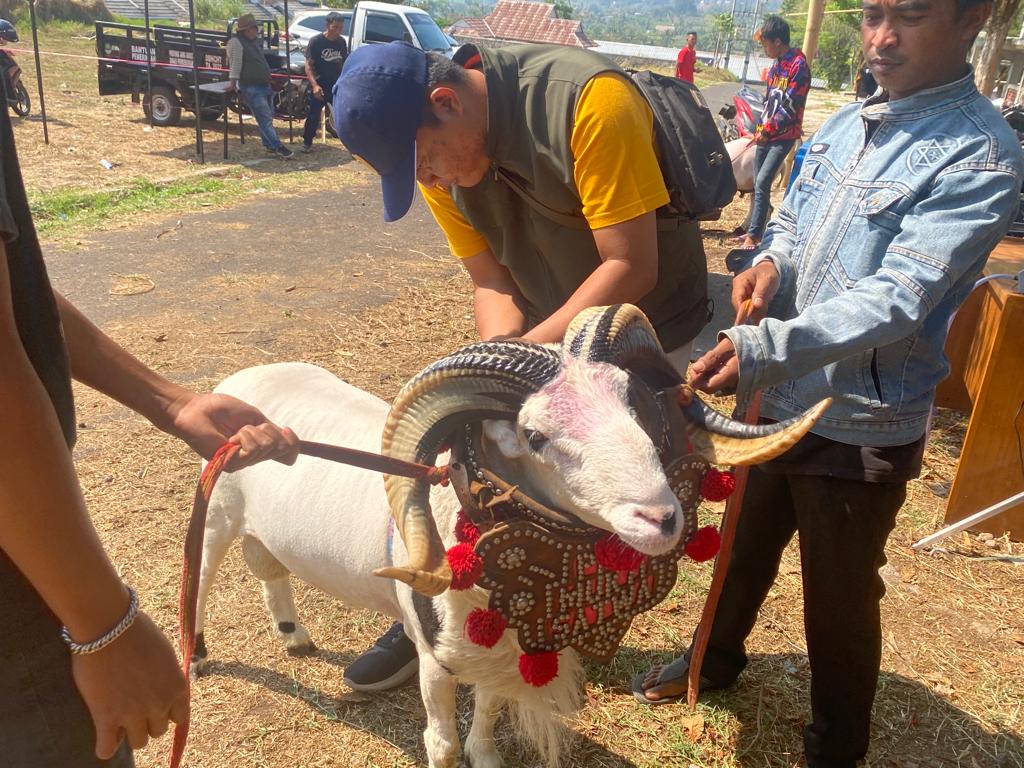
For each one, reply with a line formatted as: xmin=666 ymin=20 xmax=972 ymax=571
xmin=143 ymin=85 xmax=182 ymax=127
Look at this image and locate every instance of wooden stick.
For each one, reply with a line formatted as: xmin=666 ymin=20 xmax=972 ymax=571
xmin=688 ymin=298 xmax=759 ymax=710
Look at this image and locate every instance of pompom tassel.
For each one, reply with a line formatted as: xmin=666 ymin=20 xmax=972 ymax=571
xmin=454 ymin=509 xmax=481 ymax=546
xmin=594 ymin=534 xmax=646 ymax=572
xmin=685 ymin=525 xmax=721 ymax=562
xmin=465 ymin=608 xmax=507 ymax=648
xmin=447 ymin=543 xmax=483 ymax=590
xmin=700 ymin=468 xmax=736 ymax=501
xmin=519 ymin=651 xmax=559 ymax=687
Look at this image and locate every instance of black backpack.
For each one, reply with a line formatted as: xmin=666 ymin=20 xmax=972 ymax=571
xmin=629 ymin=70 xmax=736 ymax=221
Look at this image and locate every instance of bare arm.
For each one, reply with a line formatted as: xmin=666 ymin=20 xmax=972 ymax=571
xmin=461 ymin=249 xmax=529 ymax=340
xmin=522 ymin=210 xmax=659 ymax=344
xmin=55 ymin=293 xmax=298 ymax=468
xmin=304 ymin=54 xmax=321 ymax=95
xmin=0 ymin=242 xmax=187 ymax=758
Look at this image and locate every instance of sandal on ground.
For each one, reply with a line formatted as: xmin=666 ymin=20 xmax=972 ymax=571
xmin=632 ymin=655 xmax=705 ymax=706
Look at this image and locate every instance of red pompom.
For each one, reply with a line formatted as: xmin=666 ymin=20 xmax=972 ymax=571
xmin=700 ymin=468 xmax=736 ymax=501
xmin=518 ymin=651 xmax=559 ymax=687
xmin=465 ymin=608 xmax=507 ymax=648
xmin=447 ymin=543 xmax=483 ymax=590
xmin=454 ymin=510 xmax=481 ymax=546
xmin=594 ymin=534 xmax=646 ymax=572
xmin=685 ymin=525 xmax=721 ymax=562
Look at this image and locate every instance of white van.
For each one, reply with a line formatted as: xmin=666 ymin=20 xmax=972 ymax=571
xmin=288 ymin=2 xmax=454 ymax=57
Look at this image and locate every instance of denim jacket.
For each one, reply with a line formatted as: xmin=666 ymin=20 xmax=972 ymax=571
xmin=726 ymin=72 xmax=1024 ymax=446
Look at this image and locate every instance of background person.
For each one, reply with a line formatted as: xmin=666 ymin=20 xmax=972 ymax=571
xmin=636 ymin=3 xmax=1023 ymax=768
xmin=227 ymin=14 xmax=293 ymax=159
xmin=735 ymin=15 xmax=809 ymax=249
xmin=302 ymin=11 xmax=348 ymax=153
xmin=332 ymin=40 xmax=710 ymax=691
xmin=676 ymin=31 xmax=699 ymax=84
xmin=0 ymin=98 xmax=299 ymax=766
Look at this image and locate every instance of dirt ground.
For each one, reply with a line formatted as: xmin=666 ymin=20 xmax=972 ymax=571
xmin=12 ymin=24 xmax=1024 ymax=768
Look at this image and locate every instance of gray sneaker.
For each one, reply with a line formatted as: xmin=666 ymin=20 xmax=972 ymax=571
xmin=299 ymin=143 xmax=313 ymax=153
xmin=275 ymin=145 xmax=294 ymax=159
xmin=343 ymin=622 xmax=418 ymax=692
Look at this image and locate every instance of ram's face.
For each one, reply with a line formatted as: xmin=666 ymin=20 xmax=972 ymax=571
xmin=484 ymin=360 xmax=682 ymax=556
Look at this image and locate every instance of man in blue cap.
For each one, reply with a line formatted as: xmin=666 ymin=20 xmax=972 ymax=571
xmin=333 ymin=40 xmax=711 ymax=691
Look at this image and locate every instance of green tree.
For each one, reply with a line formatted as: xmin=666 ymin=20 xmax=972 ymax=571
xmin=554 ymin=0 xmax=574 ymax=20
xmin=976 ymin=0 xmax=1024 ymax=96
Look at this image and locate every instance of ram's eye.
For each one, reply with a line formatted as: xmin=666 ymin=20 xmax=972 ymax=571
xmin=524 ymin=428 xmax=549 ymax=452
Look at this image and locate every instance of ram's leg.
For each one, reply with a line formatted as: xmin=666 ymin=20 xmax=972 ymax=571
xmin=466 ymin=687 xmax=503 ymax=768
xmin=241 ymin=535 xmax=315 ymax=655
xmin=189 ymin=509 xmax=237 ymax=679
xmin=419 ymin=652 xmax=459 ymax=768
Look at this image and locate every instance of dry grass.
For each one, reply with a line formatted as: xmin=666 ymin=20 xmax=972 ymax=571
xmin=17 ymin=24 xmax=1024 ymax=768
xmin=69 ymin=205 xmax=1024 ymax=768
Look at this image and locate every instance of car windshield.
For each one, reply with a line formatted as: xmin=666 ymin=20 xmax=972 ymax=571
xmin=408 ymin=14 xmax=450 ymax=52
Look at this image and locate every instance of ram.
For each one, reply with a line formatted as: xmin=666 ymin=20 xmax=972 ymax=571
xmin=190 ymin=304 xmax=827 ymax=767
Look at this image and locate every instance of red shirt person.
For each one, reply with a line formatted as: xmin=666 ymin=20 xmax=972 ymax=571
xmin=676 ymin=31 xmax=698 ymax=83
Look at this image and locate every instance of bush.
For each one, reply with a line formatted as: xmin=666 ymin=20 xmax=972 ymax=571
xmin=0 ymin=0 xmax=112 ymax=23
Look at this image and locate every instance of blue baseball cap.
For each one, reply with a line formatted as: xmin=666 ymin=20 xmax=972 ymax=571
xmin=333 ymin=42 xmax=427 ymax=222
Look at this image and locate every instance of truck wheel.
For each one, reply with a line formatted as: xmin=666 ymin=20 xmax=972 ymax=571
xmin=143 ymin=85 xmax=182 ymax=127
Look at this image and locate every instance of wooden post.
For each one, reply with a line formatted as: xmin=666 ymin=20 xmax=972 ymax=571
xmin=802 ymin=0 xmax=826 ymax=62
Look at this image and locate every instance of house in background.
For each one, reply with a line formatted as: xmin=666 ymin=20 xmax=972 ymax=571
xmin=449 ymin=0 xmax=596 ymax=49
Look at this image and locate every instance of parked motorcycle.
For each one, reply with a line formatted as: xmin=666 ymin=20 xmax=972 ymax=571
xmin=0 ymin=19 xmax=30 ymax=117
xmin=715 ymin=86 xmax=763 ymax=143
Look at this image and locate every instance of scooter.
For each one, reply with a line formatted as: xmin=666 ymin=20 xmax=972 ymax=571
xmin=0 ymin=19 xmax=30 ymax=117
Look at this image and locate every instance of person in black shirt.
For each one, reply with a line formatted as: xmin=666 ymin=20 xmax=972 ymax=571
xmin=302 ymin=11 xmax=348 ymax=152
xmin=0 ymin=98 xmax=299 ymax=765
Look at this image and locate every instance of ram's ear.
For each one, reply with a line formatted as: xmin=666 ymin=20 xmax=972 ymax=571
xmin=482 ymin=419 xmax=526 ymax=459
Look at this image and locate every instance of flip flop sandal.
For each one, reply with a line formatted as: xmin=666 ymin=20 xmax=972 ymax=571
xmin=631 ymin=655 xmax=695 ymax=706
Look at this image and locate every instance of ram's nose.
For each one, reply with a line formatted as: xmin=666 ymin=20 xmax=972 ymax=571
xmin=628 ymin=503 xmax=678 ymax=536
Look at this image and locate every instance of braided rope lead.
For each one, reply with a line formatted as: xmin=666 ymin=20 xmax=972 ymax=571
xmin=171 ymin=442 xmax=240 ymax=768
xmin=60 ymin=585 xmax=139 ymax=655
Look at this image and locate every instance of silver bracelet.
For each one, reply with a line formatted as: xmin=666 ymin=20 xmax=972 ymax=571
xmin=60 ymin=586 xmax=139 ymax=655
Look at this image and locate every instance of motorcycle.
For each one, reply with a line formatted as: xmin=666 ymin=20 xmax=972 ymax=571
xmin=715 ymin=86 xmax=763 ymax=143
xmin=0 ymin=19 xmax=30 ymax=117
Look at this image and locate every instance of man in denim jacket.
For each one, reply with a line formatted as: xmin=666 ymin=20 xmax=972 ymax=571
xmin=635 ymin=2 xmax=1024 ymax=766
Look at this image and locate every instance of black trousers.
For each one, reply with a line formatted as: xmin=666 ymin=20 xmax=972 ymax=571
xmin=0 ymin=550 xmax=134 ymax=768
xmin=693 ymin=466 xmax=904 ymax=768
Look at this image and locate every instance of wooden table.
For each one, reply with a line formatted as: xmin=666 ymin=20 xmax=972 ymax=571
xmin=935 ymin=237 xmax=1024 ymax=540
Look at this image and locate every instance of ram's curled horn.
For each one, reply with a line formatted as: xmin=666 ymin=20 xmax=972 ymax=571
xmin=563 ymin=303 xmax=682 ymax=389
xmin=680 ymin=390 xmax=832 ymax=466
xmin=377 ymin=341 xmax=562 ymax=596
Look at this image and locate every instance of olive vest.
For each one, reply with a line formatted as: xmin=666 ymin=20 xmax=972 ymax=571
xmin=237 ymin=34 xmax=272 ymax=86
xmin=451 ymin=44 xmax=709 ymax=351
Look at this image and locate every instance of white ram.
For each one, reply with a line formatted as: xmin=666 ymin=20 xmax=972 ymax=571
xmin=190 ymin=305 xmax=826 ymax=767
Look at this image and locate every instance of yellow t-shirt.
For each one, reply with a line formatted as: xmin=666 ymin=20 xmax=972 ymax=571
xmin=420 ymin=72 xmax=669 ymax=258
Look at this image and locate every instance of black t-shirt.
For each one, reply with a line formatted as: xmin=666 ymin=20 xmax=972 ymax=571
xmin=306 ymin=33 xmax=347 ymax=88
xmin=1 ymin=103 xmax=76 ymax=448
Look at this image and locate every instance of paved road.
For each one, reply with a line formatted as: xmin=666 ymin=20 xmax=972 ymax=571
xmin=44 ymin=168 xmax=454 ymax=328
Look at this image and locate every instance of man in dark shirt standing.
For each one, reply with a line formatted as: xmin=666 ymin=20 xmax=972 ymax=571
xmin=302 ymin=11 xmax=348 ymax=152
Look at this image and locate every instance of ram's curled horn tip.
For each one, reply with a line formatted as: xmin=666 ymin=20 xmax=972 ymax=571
xmin=374 ymin=565 xmax=452 ymax=597
xmin=688 ymin=396 xmax=833 ymax=467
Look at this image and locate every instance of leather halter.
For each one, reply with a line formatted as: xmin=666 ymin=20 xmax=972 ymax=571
xmin=449 ymin=422 xmax=708 ymax=662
